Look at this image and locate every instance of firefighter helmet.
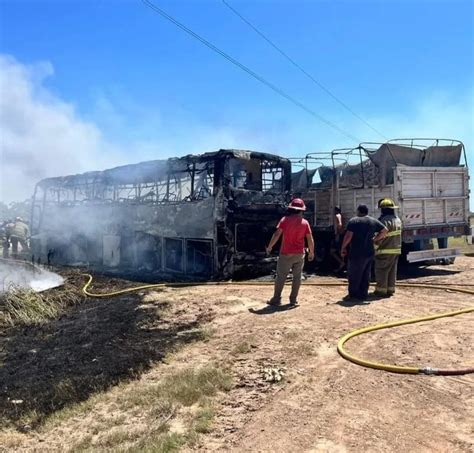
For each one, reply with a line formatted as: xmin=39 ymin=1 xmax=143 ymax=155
xmin=378 ymin=198 xmax=399 ymax=209
xmin=288 ymin=198 xmax=306 ymax=211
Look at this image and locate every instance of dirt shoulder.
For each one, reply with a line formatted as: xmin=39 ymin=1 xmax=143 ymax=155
xmin=1 ymin=258 xmax=473 ymax=452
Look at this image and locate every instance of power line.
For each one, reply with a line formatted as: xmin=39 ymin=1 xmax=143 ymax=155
xmin=140 ymin=0 xmax=361 ymax=143
xmin=222 ymin=0 xmax=388 ymax=141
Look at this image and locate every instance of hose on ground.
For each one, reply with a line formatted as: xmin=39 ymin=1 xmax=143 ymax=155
xmin=337 ymin=306 xmax=474 ymax=376
xmin=81 ymin=274 xmax=474 ymax=376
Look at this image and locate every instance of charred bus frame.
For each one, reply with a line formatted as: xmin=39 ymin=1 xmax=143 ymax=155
xmin=30 ymin=150 xmax=291 ymax=279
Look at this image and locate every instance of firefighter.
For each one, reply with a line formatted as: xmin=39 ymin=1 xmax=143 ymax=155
xmin=373 ymin=198 xmax=402 ymax=297
xmin=1 ymin=220 xmax=12 ymax=258
xmin=266 ymin=198 xmax=315 ymax=307
xmin=9 ymin=217 xmax=30 ymax=259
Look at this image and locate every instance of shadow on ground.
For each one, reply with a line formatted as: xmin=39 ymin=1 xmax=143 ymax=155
xmin=335 ymin=298 xmax=370 ymax=307
xmin=0 ymin=290 xmax=211 ymax=428
xmin=248 ymin=304 xmax=298 ymax=315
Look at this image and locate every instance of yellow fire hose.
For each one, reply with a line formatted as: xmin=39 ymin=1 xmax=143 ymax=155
xmin=81 ymin=274 xmax=474 ymax=376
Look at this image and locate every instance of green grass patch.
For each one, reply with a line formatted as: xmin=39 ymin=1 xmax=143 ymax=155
xmin=129 ymin=432 xmax=186 ymax=453
xmin=158 ymin=366 xmax=232 ymax=407
xmin=192 ymin=406 xmax=215 ymax=434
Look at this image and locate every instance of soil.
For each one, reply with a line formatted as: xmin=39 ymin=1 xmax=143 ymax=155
xmin=1 ymin=257 xmax=473 ymax=452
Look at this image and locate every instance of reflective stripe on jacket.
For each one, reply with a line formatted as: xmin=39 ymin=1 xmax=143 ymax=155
xmin=376 ymin=214 xmax=402 ymax=255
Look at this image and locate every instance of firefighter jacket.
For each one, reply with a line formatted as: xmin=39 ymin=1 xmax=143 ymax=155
xmin=10 ymin=221 xmax=29 ymax=240
xmin=376 ymin=214 xmax=402 ymax=255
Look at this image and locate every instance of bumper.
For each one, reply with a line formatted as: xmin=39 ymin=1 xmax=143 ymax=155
xmin=407 ymin=248 xmax=462 ymax=263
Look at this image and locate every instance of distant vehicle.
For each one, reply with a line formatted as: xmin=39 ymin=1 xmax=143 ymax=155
xmin=292 ymin=139 xmax=471 ymax=266
xmin=30 ymin=150 xmax=291 ymax=279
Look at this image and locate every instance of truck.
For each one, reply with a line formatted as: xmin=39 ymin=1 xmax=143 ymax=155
xmin=291 ymin=139 xmax=470 ymax=267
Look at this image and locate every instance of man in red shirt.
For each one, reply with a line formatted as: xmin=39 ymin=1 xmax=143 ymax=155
xmin=266 ymin=198 xmax=315 ymax=306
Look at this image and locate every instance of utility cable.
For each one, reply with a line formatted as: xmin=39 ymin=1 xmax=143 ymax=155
xmin=222 ymin=0 xmax=388 ymax=141
xmin=140 ymin=0 xmax=361 ymax=142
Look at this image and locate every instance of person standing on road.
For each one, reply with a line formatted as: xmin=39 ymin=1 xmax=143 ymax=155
xmin=372 ymin=198 xmax=402 ymax=297
xmin=340 ymin=205 xmax=387 ymax=301
xmin=266 ymin=198 xmax=315 ymax=307
xmin=330 ymin=206 xmax=345 ymax=273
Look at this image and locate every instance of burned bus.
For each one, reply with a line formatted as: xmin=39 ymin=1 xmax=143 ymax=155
xmin=30 ymin=150 xmax=291 ymax=280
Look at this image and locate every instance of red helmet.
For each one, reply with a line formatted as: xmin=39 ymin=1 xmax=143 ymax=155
xmin=288 ymin=198 xmax=306 ymax=211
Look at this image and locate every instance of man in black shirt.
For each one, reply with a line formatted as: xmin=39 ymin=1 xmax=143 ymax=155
xmin=341 ymin=205 xmax=388 ymax=301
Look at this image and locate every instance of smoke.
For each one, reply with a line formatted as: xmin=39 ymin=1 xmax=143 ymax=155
xmin=0 ymin=54 xmax=126 ymax=203
xmin=0 ymin=260 xmax=64 ymax=293
xmin=0 ymin=54 xmax=284 ymax=204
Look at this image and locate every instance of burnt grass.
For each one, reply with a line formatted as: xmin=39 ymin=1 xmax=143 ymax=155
xmin=0 ymin=271 xmax=215 ymax=429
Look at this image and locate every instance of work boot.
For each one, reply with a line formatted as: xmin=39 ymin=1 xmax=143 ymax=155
xmin=342 ymin=294 xmax=360 ymax=302
xmin=289 ymin=299 xmax=299 ymax=307
xmin=267 ymin=297 xmax=282 ymax=306
xmin=369 ymin=291 xmax=390 ymax=299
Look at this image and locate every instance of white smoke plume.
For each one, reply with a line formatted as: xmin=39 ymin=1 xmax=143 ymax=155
xmin=0 ymin=54 xmax=282 ymax=204
xmin=0 ymin=54 xmax=127 ymax=203
xmin=0 ymin=260 xmax=64 ymax=293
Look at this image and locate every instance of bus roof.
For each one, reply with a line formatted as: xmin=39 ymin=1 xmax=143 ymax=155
xmin=37 ymin=149 xmax=289 ymax=189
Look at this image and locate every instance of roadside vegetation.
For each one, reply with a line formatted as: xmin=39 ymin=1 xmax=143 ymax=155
xmin=0 ymin=271 xmax=228 ymax=452
xmin=449 ymin=236 xmax=474 ymax=255
xmin=1 ymin=363 xmax=232 ymax=452
xmin=0 ymin=286 xmax=82 ymax=327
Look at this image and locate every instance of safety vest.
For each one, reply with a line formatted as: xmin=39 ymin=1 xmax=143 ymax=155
xmin=376 ymin=214 xmax=402 ymax=255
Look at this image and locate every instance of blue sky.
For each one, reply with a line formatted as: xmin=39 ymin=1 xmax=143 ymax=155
xmin=0 ymin=0 xmax=473 ymax=202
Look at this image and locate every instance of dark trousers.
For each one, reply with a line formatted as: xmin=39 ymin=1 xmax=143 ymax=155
xmin=347 ymin=255 xmax=373 ymax=299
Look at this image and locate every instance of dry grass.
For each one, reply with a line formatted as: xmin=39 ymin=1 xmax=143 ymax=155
xmin=449 ymin=236 xmax=474 ymax=254
xmin=0 ymin=273 xmax=232 ymax=451
xmin=289 ymin=342 xmax=315 ymax=357
xmin=232 ymin=335 xmax=257 ymax=355
xmin=0 ymin=286 xmax=82 ymax=326
xmin=192 ymin=406 xmax=215 ymax=434
xmin=282 ymin=329 xmax=314 ymax=357
xmin=32 ymin=365 xmax=233 ymax=452
xmin=118 ymin=365 xmax=232 ymax=409
xmin=197 ymin=326 xmax=216 ymax=343
xmin=283 ymin=329 xmax=301 ymax=341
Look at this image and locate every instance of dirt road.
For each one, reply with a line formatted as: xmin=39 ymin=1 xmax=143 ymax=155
xmin=181 ymin=257 xmax=474 ymax=452
xmin=1 ymin=258 xmax=473 ymax=452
